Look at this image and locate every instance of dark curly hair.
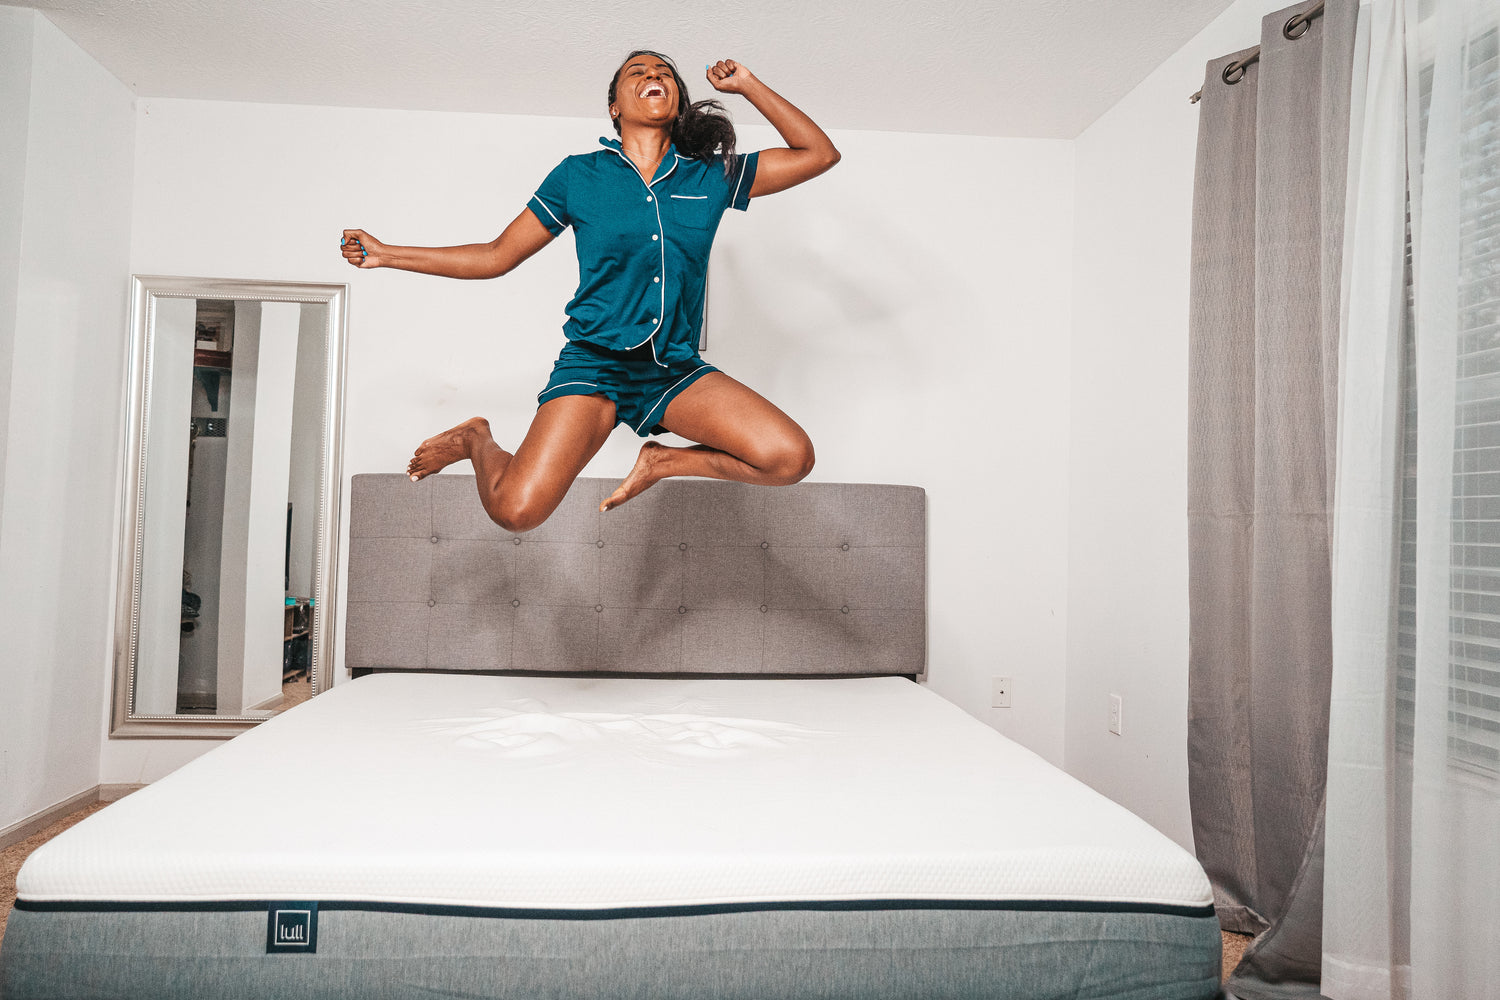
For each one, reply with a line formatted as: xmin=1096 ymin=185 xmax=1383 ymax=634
xmin=608 ymin=50 xmax=738 ymax=174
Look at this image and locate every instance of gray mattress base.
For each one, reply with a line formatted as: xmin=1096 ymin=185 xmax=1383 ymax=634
xmin=0 ymin=903 xmax=1222 ymax=1000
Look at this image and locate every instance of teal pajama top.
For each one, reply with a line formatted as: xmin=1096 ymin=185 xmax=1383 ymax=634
xmin=526 ymin=137 xmax=760 ymax=367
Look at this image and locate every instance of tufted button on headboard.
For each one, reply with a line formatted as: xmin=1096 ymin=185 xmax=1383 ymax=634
xmin=346 ymin=474 xmax=926 ymax=678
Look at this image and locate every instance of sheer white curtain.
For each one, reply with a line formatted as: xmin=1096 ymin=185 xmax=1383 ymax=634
xmin=1325 ymin=0 xmax=1500 ymax=997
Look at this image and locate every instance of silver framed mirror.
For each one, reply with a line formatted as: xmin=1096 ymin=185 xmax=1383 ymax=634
xmin=111 ymin=276 xmax=348 ymax=738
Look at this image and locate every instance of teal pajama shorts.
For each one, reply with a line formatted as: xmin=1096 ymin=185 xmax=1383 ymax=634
xmin=537 ymin=340 xmax=719 ymax=437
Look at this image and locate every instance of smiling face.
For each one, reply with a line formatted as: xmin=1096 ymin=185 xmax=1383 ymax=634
xmin=608 ymin=51 xmax=686 ymax=132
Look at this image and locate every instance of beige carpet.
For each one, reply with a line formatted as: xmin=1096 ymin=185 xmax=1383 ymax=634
xmin=282 ymin=674 xmax=313 ymax=709
xmin=1 ymin=800 xmax=112 ymax=944
xmin=2 ymin=799 xmax=1259 ymax=985
xmin=1222 ymin=929 xmax=1253 ymax=981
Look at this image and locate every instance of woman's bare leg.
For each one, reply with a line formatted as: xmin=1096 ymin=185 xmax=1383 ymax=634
xmin=601 ymin=373 xmax=814 ymax=512
xmin=409 ymin=395 xmax=617 ymax=532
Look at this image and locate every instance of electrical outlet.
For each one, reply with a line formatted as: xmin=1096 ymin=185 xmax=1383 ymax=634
xmin=1108 ymin=694 xmax=1123 ymax=736
xmin=992 ymin=677 xmax=1012 ymax=709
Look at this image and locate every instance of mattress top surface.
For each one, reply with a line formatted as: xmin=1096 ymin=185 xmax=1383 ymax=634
xmin=20 ymin=674 xmax=1211 ymax=910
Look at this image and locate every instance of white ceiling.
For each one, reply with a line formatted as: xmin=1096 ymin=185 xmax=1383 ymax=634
xmin=9 ymin=0 xmax=1236 ymax=139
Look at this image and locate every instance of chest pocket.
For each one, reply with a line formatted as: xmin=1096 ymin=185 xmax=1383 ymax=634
xmin=666 ymin=194 xmax=715 ymax=230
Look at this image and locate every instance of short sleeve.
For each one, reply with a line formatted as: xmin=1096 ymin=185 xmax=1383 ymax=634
xmin=527 ymin=159 xmax=571 ymax=235
xmin=728 ymin=151 xmax=759 ymax=212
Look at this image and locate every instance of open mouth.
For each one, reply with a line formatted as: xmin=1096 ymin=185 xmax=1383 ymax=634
xmin=638 ymin=81 xmax=669 ymax=99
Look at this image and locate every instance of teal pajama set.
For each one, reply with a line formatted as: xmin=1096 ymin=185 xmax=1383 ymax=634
xmin=526 ymin=137 xmax=760 ymax=436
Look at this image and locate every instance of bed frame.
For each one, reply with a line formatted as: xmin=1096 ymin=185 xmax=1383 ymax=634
xmin=345 ymin=474 xmax=928 ymax=679
xmin=1 ymin=475 xmax=1224 ymax=1000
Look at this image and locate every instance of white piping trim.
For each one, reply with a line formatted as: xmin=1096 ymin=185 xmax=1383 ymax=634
xmin=604 ymin=146 xmax=669 ymax=361
xmin=539 ymin=380 xmax=599 ymax=399
xmin=732 ymin=154 xmax=751 ymax=205
xmin=669 ymin=194 xmax=707 ymax=199
xmin=633 ymin=365 xmax=712 ymax=432
xmin=530 ymin=196 xmax=564 ymax=229
xmin=649 ymin=154 xmax=679 ymax=188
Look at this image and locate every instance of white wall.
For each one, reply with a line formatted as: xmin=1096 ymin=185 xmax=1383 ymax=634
xmin=0 ymin=11 xmax=30 ymax=515
xmin=134 ymin=296 xmax=195 ymax=715
xmin=286 ymin=303 xmax=326 ymax=600
xmin=213 ymin=301 xmax=299 ymax=714
xmin=0 ymin=8 xmax=135 ymax=832
xmin=1064 ymin=0 xmax=1300 ymax=849
xmin=242 ymin=301 xmax=300 ymax=711
xmin=100 ymin=97 xmax=1075 ymax=779
xmin=725 ymin=124 xmax=1076 ymax=760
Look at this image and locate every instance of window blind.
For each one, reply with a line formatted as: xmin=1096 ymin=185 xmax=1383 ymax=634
xmin=1398 ymin=27 xmax=1500 ymax=773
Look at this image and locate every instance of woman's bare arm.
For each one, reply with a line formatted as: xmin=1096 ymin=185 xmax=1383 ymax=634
xmin=341 ymin=208 xmax=555 ymax=279
xmin=705 ymin=60 xmax=840 ymax=199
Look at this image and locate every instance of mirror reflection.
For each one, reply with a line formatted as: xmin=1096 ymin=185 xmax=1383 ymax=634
xmin=115 ymin=278 xmax=345 ymax=735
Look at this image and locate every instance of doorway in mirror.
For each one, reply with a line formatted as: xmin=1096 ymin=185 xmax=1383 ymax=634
xmin=112 ymin=277 xmax=347 ymax=738
xmin=173 ymin=298 xmax=326 ymax=715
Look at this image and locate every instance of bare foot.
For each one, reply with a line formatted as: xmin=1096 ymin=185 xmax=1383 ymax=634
xmin=408 ymin=417 xmax=490 ymax=481
xmin=602 ymin=442 xmax=671 ymax=512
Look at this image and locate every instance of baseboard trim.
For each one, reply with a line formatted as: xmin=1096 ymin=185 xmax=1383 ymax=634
xmin=99 ymin=783 xmax=146 ymax=802
xmin=0 ymin=784 xmax=145 ymax=850
xmin=246 ymin=691 xmax=286 ymax=713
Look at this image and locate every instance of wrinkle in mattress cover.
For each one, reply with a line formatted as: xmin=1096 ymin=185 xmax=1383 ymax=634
xmin=411 ymin=698 xmax=832 ymax=759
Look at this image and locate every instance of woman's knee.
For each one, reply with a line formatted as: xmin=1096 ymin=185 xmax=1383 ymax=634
xmin=758 ymin=433 xmax=816 ymax=484
xmin=484 ymin=487 xmax=556 ymax=534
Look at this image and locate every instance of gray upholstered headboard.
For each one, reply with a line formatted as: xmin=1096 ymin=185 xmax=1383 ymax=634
xmin=346 ymin=474 xmax=926 ymax=678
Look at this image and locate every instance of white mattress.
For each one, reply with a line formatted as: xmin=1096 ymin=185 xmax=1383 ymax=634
xmin=19 ymin=674 xmax=1212 ymax=911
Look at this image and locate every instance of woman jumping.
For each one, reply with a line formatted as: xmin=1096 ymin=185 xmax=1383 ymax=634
xmin=341 ymin=52 xmax=839 ymax=531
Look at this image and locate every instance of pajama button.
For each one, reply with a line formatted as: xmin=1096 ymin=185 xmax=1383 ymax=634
xmin=652 ymin=234 xmax=658 ymax=241
xmin=646 ymin=195 xmax=653 ymax=202
xmin=654 ymin=277 xmax=660 ymax=283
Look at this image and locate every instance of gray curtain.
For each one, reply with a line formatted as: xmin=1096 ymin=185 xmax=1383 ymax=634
xmin=1186 ymin=2 xmax=1356 ymax=998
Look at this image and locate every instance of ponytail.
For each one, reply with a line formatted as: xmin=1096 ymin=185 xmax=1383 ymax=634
xmin=672 ymin=98 xmax=739 ymax=173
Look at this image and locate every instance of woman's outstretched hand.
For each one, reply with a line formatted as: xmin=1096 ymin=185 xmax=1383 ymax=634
xmin=340 ymin=229 xmax=386 ymax=268
xmin=705 ymin=60 xmax=755 ymax=95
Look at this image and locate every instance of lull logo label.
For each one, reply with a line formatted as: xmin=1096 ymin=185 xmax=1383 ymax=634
xmin=266 ymin=902 xmax=318 ymax=953
xmin=276 ymin=913 xmax=309 ymax=943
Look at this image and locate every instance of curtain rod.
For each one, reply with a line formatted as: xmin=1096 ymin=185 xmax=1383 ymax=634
xmin=1189 ymin=1 xmax=1325 ymax=103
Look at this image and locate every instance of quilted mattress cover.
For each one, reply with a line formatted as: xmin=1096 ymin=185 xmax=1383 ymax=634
xmin=16 ymin=673 xmax=1212 ymax=913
